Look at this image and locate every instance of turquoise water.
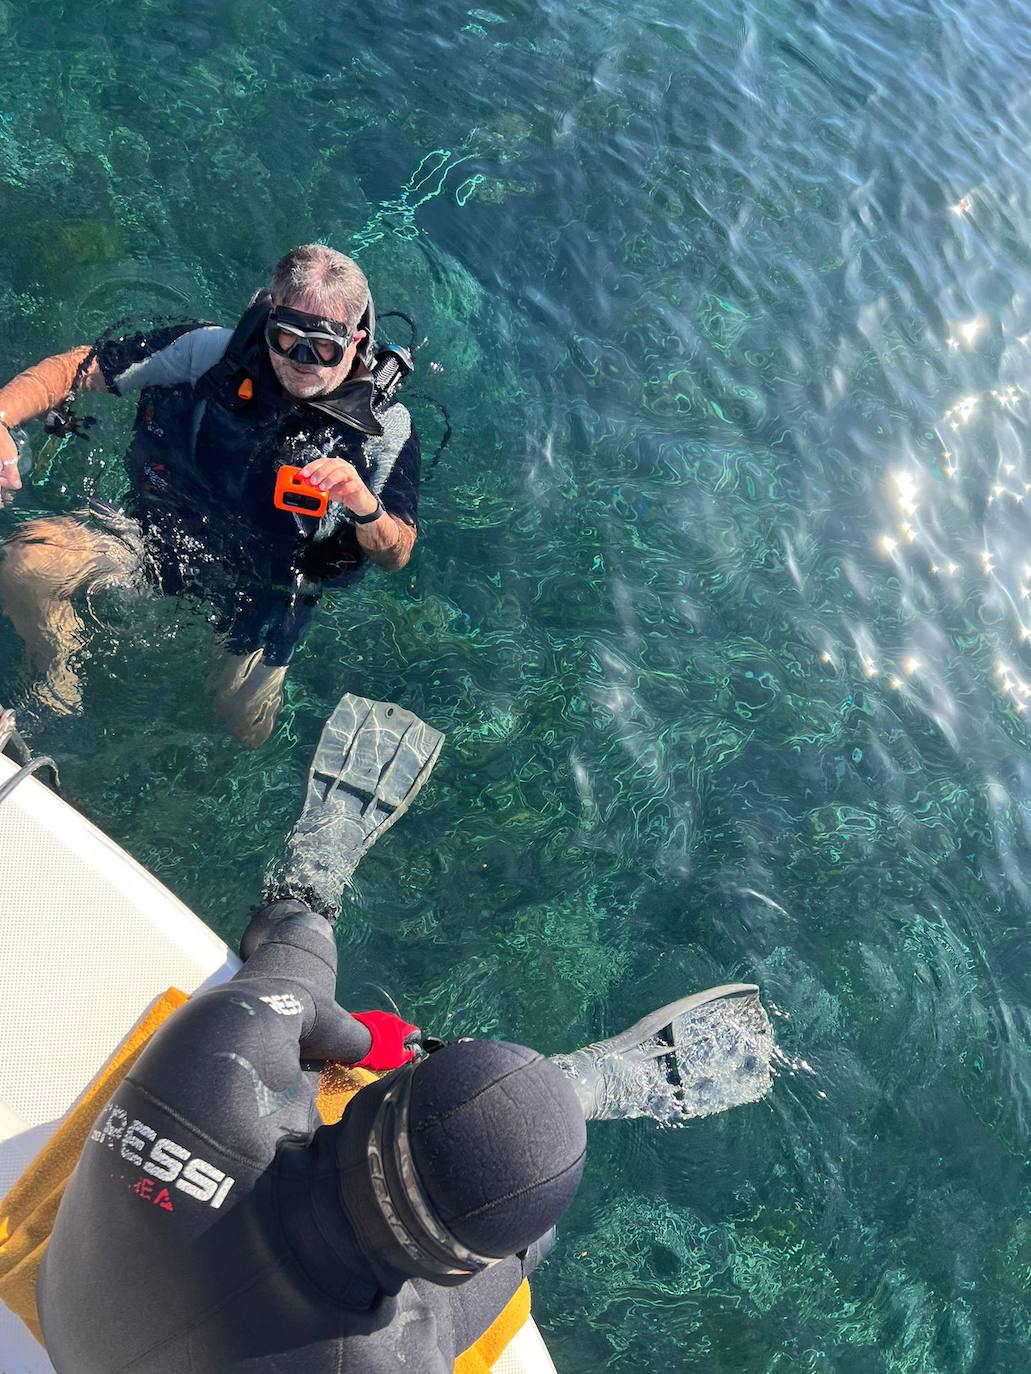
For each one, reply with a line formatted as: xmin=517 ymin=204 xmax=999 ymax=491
xmin=3 ymin=0 xmax=1031 ymax=1367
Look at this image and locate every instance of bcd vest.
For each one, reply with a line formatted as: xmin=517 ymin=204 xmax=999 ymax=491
xmin=125 ymin=299 xmax=413 ymax=586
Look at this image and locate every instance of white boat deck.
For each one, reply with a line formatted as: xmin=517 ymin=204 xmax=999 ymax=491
xmin=0 ymin=752 xmax=238 ymax=1372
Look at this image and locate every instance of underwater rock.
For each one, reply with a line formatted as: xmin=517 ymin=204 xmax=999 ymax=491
xmin=56 ymin=218 xmax=123 ymax=267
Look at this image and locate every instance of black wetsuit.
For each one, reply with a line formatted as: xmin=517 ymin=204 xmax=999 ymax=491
xmin=38 ymin=911 xmax=549 ymax=1372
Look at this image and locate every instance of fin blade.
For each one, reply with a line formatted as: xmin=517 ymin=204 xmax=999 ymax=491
xmin=274 ymin=694 xmax=445 ymax=918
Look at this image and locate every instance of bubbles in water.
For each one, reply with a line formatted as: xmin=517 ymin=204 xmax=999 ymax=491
xmin=664 ymin=992 xmax=774 ymax=1121
xmin=555 ymin=990 xmax=775 ymax=1127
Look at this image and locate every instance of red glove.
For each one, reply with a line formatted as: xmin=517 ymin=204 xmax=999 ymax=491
xmin=351 ymin=1010 xmax=421 ymax=1071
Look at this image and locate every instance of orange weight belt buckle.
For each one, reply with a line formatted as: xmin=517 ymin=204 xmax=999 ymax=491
xmin=274 ymin=465 xmax=329 ymax=518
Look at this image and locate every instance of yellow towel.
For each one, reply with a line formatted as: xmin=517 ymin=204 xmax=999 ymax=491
xmin=0 ymin=992 xmax=534 ymax=1369
xmin=314 ymin=1058 xmax=381 ymax=1121
xmin=455 ymin=1278 xmax=532 ymax=1374
xmin=0 ymin=987 xmax=188 ymax=1344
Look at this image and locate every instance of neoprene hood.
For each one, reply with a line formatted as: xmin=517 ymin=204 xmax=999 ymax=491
xmin=334 ymin=1040 xmax=587 ymax=1286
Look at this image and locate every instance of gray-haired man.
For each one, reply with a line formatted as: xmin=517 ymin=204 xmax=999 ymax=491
xmin=0 ymin=245 xmax=420 ymax=745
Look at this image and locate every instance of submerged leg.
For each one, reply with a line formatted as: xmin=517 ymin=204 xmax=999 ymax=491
xmin=0 ymin=515 xmax=137 ymax=714
xmin=209 ymin=648 xmax=289 ymax=748
xmin=209 ymin=582 xmax=322 ymax=748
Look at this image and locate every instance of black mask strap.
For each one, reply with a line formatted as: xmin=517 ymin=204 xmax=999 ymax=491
xmin=367 ymin=1066 xmax=500 ymax=1279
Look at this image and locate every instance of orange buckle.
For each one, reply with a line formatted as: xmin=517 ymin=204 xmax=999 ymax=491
xmin=273 ymin=465 xmax=329 ymax=518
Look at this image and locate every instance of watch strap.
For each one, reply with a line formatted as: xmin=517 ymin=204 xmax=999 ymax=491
xmin=352 ymin=497 xmax=385 ymax=525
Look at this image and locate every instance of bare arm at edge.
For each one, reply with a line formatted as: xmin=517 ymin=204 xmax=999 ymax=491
xmin=0 ymin=327 xmax=230 ymax=493
xmin=0 ymin=348 xmax=104 ymax=492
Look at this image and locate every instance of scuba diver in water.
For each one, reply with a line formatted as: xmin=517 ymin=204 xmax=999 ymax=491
xmin=0 ymin=244 xmax=419 ymax=746
xmin=33 ymin=692 xmax=769 ymax=1373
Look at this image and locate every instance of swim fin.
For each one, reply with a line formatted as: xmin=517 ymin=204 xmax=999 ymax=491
xmin=551 ymin=984 xmax=773 ymax=1123
xmin=266 ymin=693 xmax=445 ymax=920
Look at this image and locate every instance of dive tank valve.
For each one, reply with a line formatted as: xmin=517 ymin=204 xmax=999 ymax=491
xmin=373 ymin=345 xmax=414 ymax=402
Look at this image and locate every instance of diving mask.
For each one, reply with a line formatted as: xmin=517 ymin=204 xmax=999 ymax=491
xmin=265 ymin=305 xmax=358 ymax=369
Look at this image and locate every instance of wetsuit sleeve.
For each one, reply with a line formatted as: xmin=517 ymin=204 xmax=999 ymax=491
xmin=231 ymin=902 xmax=374 ymax=1063
xmin=96 ymin=325 xmax=232 ymax=395
xmin=126 ymin=907 xmax=372 ymax=1162
xmin=379 ymin=417 xmax=420 ymax=529
xmin=304 ymin=412 xmax=420 ymax=579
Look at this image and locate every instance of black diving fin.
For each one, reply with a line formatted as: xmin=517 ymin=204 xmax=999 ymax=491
xmin=265 ymin=694 xmax=445 ymax=920
xmin=551 ymin=984 xmax=774 ymax=1124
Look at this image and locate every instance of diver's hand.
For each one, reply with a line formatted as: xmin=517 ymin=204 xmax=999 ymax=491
xmin=0 ymin=425 xmax=21 ymax=505
xmin=299 ymin=456 xmax=378 ymax=517
xmin=350 ymin=1010 xmax=422 ymax=1070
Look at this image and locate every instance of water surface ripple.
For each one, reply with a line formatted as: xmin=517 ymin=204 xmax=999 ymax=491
xmin=2 ymin=0 xmax=1031 ymax=1367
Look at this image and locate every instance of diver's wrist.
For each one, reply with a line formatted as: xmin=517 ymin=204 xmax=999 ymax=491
xmin=0 ymin=419 xmax=19 ymax=467
xmin=352 ymin=495 xmax=384 ymax=524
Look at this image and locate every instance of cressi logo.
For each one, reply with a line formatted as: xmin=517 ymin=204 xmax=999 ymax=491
xmin=91 ymin=1102 xmax=235 ymax=1209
